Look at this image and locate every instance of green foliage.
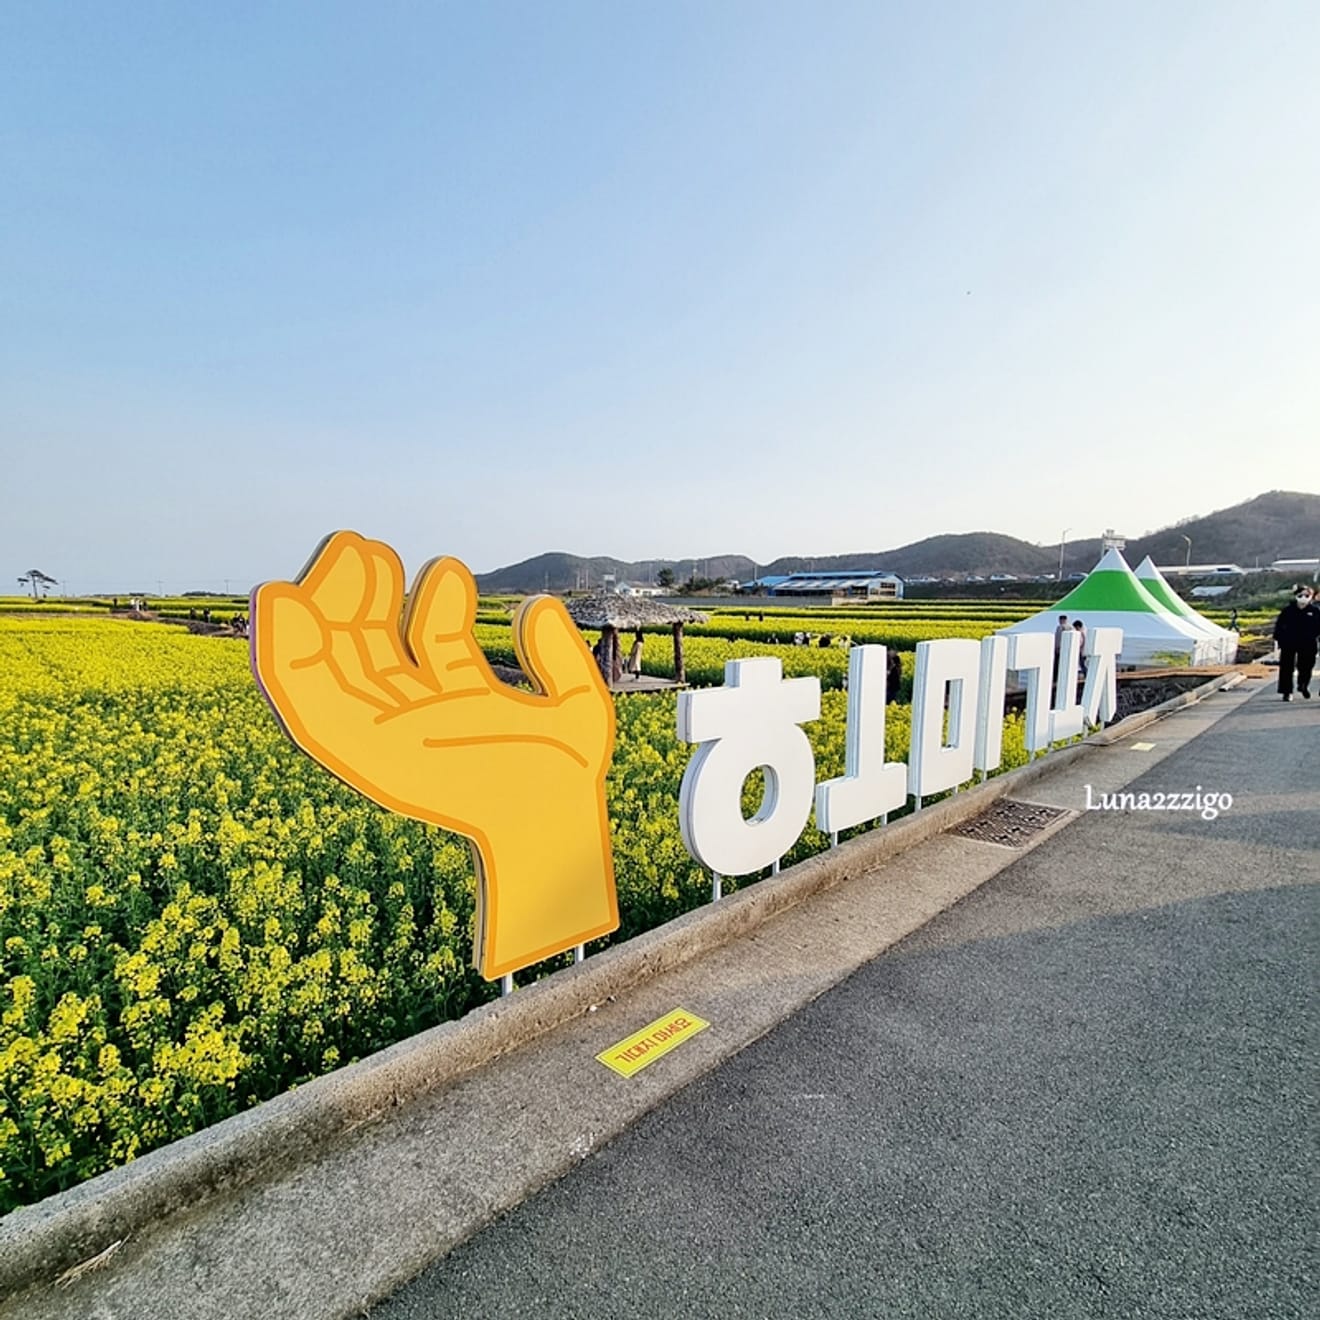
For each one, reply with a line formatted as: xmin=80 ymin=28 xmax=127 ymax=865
xmin=687 ymin=617 xmax=1010 ymax=651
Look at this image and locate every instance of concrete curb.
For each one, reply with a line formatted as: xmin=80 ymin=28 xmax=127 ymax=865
xmin=0 ymin=671 xmax=1242 ymax=1296
xmin=1091 ymin=670 xmax=1245 ymax=745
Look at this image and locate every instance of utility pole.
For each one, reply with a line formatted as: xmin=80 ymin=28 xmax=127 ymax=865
xmin=1182 ymin=534 xmax=1192 ymax=567
xmin=1058 ymin=528 xmax=1070 ymax=581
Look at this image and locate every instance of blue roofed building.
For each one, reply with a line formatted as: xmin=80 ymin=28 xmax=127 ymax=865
xmin=742 ymin=570 xmax=903 ymax=602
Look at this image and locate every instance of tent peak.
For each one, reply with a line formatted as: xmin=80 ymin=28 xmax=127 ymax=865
xmin=1092 ymin=546 xmax=1133 ymax=574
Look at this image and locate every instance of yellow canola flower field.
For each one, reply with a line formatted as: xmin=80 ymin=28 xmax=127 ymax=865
xmin=0 ymin=616 xmax=1032 ymax=1212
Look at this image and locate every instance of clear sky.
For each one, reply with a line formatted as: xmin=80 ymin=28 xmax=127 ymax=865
xmin=3 ymin=2 xmax=1317 ymax=592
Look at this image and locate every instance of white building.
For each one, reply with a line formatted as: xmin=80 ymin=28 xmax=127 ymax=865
xmin=766 ymin=570 xmax=904 ymax=601
xmin=614 ymin=582 xmax=668 ymax=597
xmin=1155 ymin=563 xmax=1245 ymax=578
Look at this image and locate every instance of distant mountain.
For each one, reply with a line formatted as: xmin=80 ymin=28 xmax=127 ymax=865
xmin=475 ymin=552 xmax=755 ymax=594
xmin=1120 ymin=491 xmax=1319 ymax=570
xmin=474 ymin=491 xmax=1319 ymax=591
xmin=763 ymin=533 xmax=1057 ymax=578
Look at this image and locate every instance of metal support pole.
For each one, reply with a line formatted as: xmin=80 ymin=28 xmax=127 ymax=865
xmin=829 ymin=830 xmax=839 ymax=848
xmin=912 ymin=794 xmax=922 ymax=814
xmin=771 ymin=858 xmax=780 ymax=875
xmin=711 ymin=872 xmax=722 ymax=901
xmin=574 ymin=944 xmax=585 ymax=964
xmin=500 ymin=973 xmax=514 ymax=996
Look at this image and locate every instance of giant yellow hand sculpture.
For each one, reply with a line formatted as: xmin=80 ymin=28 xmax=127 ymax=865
xmin=251 ymin=531 xmax=618 ymax=979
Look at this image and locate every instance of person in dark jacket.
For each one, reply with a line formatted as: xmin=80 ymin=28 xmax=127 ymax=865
xmin=1273 ymin=586 xmax=1320 ymax=700
xmin=1051 ymin=614 xmax=1069 ymax=701
xmin=886 ymin=646 xmax=903 ymax=703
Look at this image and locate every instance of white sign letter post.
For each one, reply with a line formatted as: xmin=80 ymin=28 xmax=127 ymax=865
xmin=1081 ymin=626 xmax=1122 ymax=726
xmin=815 ymin=646 xmax=907 ymax=841
xmin=677 ymin=658 xmax=821 ymax=891
xmin=974 ymin=634 xmax=1009 ymax=780
xmin=1050 ymin=629 xmax=1086 ymax=742
xmin=1006 ymin=632 xmax=1054 ymax=754
xmin=909 ymin=639 xmax=980 ymax=807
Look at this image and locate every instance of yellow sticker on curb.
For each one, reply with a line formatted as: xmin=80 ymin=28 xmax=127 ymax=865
xmin=597 ymin=1009 xmax=710 ymax=1078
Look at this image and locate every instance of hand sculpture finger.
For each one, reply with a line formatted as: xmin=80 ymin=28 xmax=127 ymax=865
xmin=520 ymin=596 xmax=614 ymax=750
xmin=300 ymin=532 xmax=435 ymax=705
xmin=252 ymin=585 xmax=380 ymax=756
xmin=516 ymin=596 xmax=608 ymax=705
xmin=404 ymin=556 xmax=495 ymax=696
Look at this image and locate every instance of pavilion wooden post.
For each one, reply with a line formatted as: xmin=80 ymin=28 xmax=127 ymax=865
xmin=594 ymin=626 xmax=615 ymax=685
xmin=672 ymin=622 xmax=686 ymax=683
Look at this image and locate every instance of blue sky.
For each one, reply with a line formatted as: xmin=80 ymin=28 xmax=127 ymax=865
xmin=3 ymin=2 xmax=1316 ymax=591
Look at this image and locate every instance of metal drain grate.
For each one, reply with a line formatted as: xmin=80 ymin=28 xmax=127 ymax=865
xmin=951 ymin=799 xmax=1069 ymax=848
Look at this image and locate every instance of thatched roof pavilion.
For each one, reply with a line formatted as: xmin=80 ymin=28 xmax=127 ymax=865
xmin=564 ymin=593 xmax=707 ymax=686
xmin=564 ymin=593 xmax=707 ymax=631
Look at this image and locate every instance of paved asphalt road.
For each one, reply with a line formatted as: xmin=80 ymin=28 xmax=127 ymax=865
xmin=373 ymin=687 xmax=1318 ymax=1319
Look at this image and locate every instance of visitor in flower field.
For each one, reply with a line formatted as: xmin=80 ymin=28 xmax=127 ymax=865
xmin=626 ymin=628 xmax=644 ymax=681
xmin=1273 ymin=586 xmax=1319 ymax=701
xmin=1073 ymin=619 xmax=1088 ymax=678
xmin=592 ymin=631 xmax=610 ymax=676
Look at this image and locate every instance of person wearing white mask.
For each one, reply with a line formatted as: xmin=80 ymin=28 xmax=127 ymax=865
xmin=1273 ymin=586 xmax=1320 ymax=701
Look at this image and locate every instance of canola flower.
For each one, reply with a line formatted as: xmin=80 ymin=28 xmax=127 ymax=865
xmin=0 ymin=615 xmax=1032 ymax=1211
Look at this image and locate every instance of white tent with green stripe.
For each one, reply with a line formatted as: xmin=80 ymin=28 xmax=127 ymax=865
xmin=1133 ymin=555 xmax=1238 ymax=664
xmin=999 ymin=548 xmax=1218 ymax=667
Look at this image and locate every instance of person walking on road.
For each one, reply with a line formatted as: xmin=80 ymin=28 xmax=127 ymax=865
xmin=1273 ymin=586 xmax=1320 ymax=701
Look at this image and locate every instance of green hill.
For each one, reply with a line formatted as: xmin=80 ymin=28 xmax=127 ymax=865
xmin=1123 ymin=491 xmax=1319 ymax=570
xmin=475 ymin=552 xmax=755 ymax=594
